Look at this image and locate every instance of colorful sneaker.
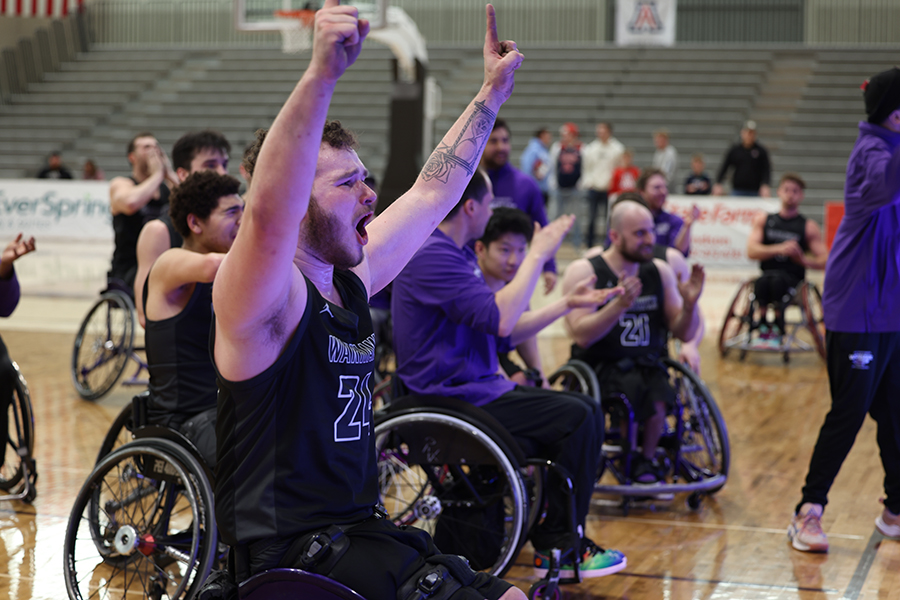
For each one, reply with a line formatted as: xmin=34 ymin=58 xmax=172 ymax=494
xmin=534 ymin=540 xmax=627 ymax=579
xmin=875 ymin=507 xmax=900 ymax=539
xmin=788 ymin=503 xmax=829 ymax=552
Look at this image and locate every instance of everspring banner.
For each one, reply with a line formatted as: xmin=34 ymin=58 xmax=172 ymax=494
xmin=0 ymin=180 xmax=112 ymax=242
xmin=665 ymin=195 xmax=780 ymax=267
xmin=616 ymin=0 xmax=677 ymax=47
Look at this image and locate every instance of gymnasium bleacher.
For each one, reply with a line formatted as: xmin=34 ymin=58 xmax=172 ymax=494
xmin=1 ymin=16 xmax=898 ymax=223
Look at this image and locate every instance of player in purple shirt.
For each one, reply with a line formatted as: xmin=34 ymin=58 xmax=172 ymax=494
xmin=393 ymin=171 xmax=628 ymax=581
xmin=0 ymin=233 xmax=36 ymax=474
xmin=638 ymin=168 xmax=698 ymax=257
xmin=481 ymin=119 xmax=557 ymax=292
xmin=789 ymin=67 xmax=900 ymax=552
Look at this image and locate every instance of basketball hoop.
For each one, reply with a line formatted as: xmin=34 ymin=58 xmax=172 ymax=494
xmin=274 ymin=9 xmax=315 ymax=54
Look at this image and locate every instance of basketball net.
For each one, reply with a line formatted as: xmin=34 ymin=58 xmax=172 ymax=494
xmin=274 ymin=9 xmax=315 ymax=54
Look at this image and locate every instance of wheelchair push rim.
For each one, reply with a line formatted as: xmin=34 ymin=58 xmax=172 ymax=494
xmin=71 ymin=291 xmax=136 ymax=401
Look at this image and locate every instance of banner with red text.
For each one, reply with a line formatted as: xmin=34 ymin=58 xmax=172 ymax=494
xmin=664 ymin=195 xmax=779 ymax=266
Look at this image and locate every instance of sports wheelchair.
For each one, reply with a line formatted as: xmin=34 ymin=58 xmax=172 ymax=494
xmin=374 ymin=393 xmax=586 ymax=600
xmin=71 ymin=279 xmax=149 ymax=401
xmin=63 ymin=393 xmax=217 ymax=600
xmin=719 ymin=277 xmax=825 ymax=363
xmin=0 ymin=358 xmax=37 ymax=503
xmin=550 ymin=358 xmax=729 ymax=513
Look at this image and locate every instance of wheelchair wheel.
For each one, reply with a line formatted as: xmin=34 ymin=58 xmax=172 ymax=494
xmin=374 ymin=411 xmax=527 ymax=578
xmin=718 ymin=280 xmax=754 ymax=358
xmin=64 ymin=437 xmax=216 ymax=600
xmin=0 ymin=362 xmax=35 ymax=499
xmin=548 ymin=359 xmax=600 ymax=404
xmin=95 ymin=405 xmax=134 ymax=465
xmin=72 ymin=291 xmax=136 ymax=401
xmin=799 ymin=282 xmax=826 ymax=360
xmin=664 ymin=359 xmax=729 ymax=494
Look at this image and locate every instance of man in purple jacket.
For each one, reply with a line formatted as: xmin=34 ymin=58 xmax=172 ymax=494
xmin=0 ymin=233 xmax=36 ymax=465
xmin=789 ymin=67 xmax=900 ymax=552
xmin=392 ymin=171 xmax=627 ymax=581
xmin=481 ymin=119 xmax=558 ymax=292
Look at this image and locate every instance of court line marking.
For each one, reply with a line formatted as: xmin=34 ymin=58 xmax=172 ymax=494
xmin=590 ymin=512 xmax=867 ymax=540
xmin=617 ymin=571 xmax=838 ymax=593
xmin=842 ymin=529 xmax=882 ymax=600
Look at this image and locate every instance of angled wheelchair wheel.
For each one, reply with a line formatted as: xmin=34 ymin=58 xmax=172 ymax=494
xmin=548 ymin=359 xmax=600 ymax=404
xmin=799 ymin=282 xmax=826 ymax=360
xmin=0 ymin=361 xmax=36 ymax=500
xmin=374 ymin=410 xmax=527 ymax=578
xmin=72 ymin=291 xmax=136 ymax=401
xmin=95 ymin=404 xmax=135 ymax=465
xmin=718 ymin=279 xmax=755 ymax=358
xmin=663 ymin=359 xmax=729 ymax=495
xmin=64 ymin=438 xmax=216 ymax=600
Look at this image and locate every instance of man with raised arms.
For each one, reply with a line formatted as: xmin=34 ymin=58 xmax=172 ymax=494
xmin=211 ymin=2 xmax=526 ymax=598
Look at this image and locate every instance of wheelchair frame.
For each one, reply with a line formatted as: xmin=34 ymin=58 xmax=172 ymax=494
xmin=71 ymin=288 xmax=149 ymax=401
xmin=550 ymin=359 xmax=729 ymax=511
xmin=719 ymin=278 xmax=826 ymax=363
xmin=0 ymin=360 xmax=37 ymax=503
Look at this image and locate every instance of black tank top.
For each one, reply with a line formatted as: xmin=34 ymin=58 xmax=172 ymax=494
xmin=572 ymin=255 xmax=667 ymax=364
xmin=110 ymin=177 xmax=170 ymax=284
xmin=213 ymin=270 xmax=377 ymax=546
xmin=158 ymin=212 xmax=184 ymax=249
xmin=761 ymin=213 xmax=808 ymax=282
xmin=143 ymin=275 xmax=216 ymax=428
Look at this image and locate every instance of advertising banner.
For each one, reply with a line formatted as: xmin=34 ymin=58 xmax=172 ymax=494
xmin=0 ymin=180 xmax=112 ymax=242
xmin=616 ymin=0 xmax=677 ymax=47
xmin=664 ymin=195 xmax=779 ymax=267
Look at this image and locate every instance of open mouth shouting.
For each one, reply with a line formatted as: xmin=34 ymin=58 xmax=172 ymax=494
xmin=355 ymin=212 xmax=374 ymax=245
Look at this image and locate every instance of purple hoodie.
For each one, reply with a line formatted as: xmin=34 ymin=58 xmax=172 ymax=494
xmin=0 ymin=268 xmax=20 ymax=318
xmin=822 ymin=121 xmax=900 ymax=332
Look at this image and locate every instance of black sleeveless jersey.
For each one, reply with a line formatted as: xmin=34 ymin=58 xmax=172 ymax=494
xmin=213 ymin=270 xmax=377 ymax=546
xmin=572 ymin=255 xmax=667 ymax=364
xmin=158 ymin=212 xmax=184 ymax=249
xmin=110 ymin=177 xmax=170 ymax=284
xmin=761 ymin=213 xmax=808 ymax=282
xmin=143 ymin=275 xmax=216 ymax=427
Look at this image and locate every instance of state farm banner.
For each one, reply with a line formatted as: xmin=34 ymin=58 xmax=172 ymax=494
xmin=0 ymin=180 xmax=112 ymax=242
xmin=664 ymin=195 xmax=779 ymax=267
xmin=616 ymin=0 xmax=677 ymax=47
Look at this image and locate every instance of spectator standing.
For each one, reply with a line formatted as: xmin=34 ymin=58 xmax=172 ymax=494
xmin=651 ymin=129 xmax=678 ymax=184
xmin=713 ymin=120 xmax=771 ymax=197
xmin=684 ymin=153 xmax=712 ymax=195
xmin=481 ymin=119 xmax=557 ymax=292
xmin=520 ymin=127 xmax=552 ymax=204
xmin=788 ymin=67 xmax=900 ymax=552
xmin=36 ymin=151 xmax=73 ymax=179
xmin=582 ymin=122 xmax=624 ymax=248
xmin=549 ymin=122 xmax=584 ymax=248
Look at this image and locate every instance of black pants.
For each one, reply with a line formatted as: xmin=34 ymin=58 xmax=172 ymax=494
xmin=481 ymin=386 xmax=602 ymax=550
xmin=799 ymin=331 xmax=900 ymax=515
xmin=0 ymin=335 xmax=14 ymax=448
xmin=586 ymin=189 xmax=609 ymax=249
xmin=753 ymin=271 xmax=799 ymax=330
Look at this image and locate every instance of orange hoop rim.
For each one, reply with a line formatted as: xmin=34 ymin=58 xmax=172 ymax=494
xmin=273 ymin=8 xmax=316 ymax=26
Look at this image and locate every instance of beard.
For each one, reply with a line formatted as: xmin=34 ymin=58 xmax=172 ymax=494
xmin=304 ymin=197 xmax=363 ymax=270
xmin=620 ymin=244 xmax=654 ymax=264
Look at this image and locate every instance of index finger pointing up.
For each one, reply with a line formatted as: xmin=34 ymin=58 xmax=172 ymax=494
xmin=485 ymin=4 xmax=499 ymax=48
xmin=322 ymin=0 xmax=340 ymax=8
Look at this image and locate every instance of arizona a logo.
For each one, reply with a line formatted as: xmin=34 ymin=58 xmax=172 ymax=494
xmin=628 ymin=1 xmax=664 ymax=33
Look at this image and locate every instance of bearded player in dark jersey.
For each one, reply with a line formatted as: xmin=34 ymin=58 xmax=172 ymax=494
xmin=211 ymin=2 xmax=526 ymax=599
xmin=563 ymin=199 xmax=705 ymax=484
xmin=746 ymin=173 xmax=828 ymax=341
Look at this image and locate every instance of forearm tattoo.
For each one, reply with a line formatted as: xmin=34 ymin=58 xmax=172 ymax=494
xmin=422 ymin=101 xmax=497 ymax=183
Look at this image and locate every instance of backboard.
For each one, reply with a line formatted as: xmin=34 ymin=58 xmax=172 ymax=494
xmin=234 ymin=0 xmax=389 ymax=32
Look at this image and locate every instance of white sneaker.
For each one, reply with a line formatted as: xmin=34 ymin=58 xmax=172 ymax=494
xmin=875 ymin=507 xmax=900 ymax=539
xmin=788 ymin=503 xmax=829 ymax=552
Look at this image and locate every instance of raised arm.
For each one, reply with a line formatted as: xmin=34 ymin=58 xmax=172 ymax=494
xmin=358 ymin=5 xmax=523 ymax=295
xmin=564 ymin=258 xmax=642 ymax=348
xmin=213 ymin=0 xmax=368 ymax=379
xmin=134 ymin=220 xmax=173 ymax=328
xmin=146 ymin=248 xmax=224 ymax=321
xmin=109 ymin=166 xmax=167 ymax=217
xmin=662 ymin=260 xmax=704 ymax=342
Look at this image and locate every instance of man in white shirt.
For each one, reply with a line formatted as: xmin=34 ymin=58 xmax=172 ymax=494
xmin=581 ymin=122 xmax=624 ymax=248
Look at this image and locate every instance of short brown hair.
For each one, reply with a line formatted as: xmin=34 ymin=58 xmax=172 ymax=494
xmin=127 ymin=132 xmax=155 ymax=155
xmin=637 ymin=168 xmax=666 ymax=191
xmin=241 ymin=128 xmax=268 ymax=179
xmin=779 ymin=172 xmax=806 ymax=190
xmin=322 ymin=120 xmax=358 ymax=151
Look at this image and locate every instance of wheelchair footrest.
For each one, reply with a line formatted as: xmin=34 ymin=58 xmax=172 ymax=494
xmin=594 ymin=474 xmax=726 ymax=496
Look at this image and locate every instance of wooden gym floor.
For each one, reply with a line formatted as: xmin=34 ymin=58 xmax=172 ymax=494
xmin=0 ymin=265 xmax=898 ymax=599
